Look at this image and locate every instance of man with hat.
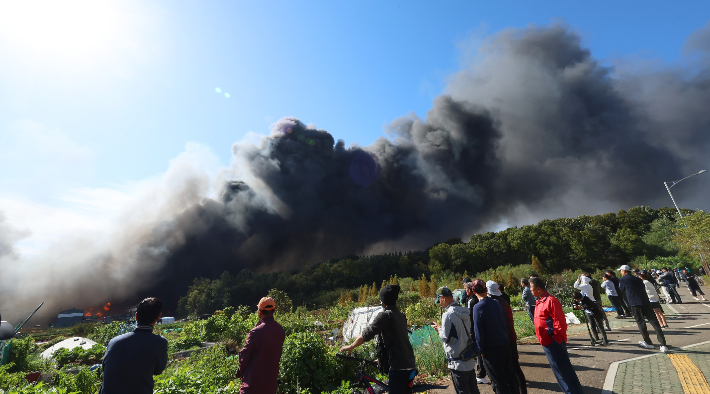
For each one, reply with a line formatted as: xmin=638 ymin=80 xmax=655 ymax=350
xmin=433 ymin=286 xmax=480 ymax=394
xmin=341 ymin=285 xmax=417 ymax=394
xmin=236 ymin=297 xmax=286 ymax=394
xmin=617 ymin=265 xmax=668 ymax=352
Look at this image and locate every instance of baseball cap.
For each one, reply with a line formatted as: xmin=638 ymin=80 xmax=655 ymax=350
xmin=486 ymin=280 xmax=502 ymax=296
xmin=257 ymin=297 xmax=276 ymax=311
xmin=435 ymin=286 xmax=453 ymax=304
xmin=617 ymin=265 xmax=632 ymax=271
xmin=461 ymin=277 xmax=472 ymax=284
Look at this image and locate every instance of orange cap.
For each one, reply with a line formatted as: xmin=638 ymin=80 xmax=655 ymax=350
xmin=257 ymin=297 xmax=276 ymax=311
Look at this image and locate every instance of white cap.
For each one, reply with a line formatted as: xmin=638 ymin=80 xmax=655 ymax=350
xmin=617 ymin=265 xmax=632 ymax=271
xmin=486 ymin=280 xmax=502 ymax=296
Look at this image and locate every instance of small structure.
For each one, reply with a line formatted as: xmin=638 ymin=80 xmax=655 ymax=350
xmin=55 ymin=309 xmax=84 ymax=328
xmin=40 ymin=337 xmax=98 ymax=359
xmin=158 ymin=317 xmax=175 ymax=325
xmin=342 ymin=306 xmax=383 ymax=343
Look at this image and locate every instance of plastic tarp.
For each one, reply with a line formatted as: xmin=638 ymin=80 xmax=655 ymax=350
xmin=40 ymin=337 xmax=98 ymax=359
xmin=565 ymin=312 xmax=581 ymax=325
xmin=342 ymin=306 xmax=384 ymax=342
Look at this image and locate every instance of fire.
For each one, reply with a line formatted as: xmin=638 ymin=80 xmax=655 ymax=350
xmin=84 ymin=303 xmax=112 ymax=317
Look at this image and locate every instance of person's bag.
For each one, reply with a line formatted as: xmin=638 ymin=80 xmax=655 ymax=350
xmin=454 ymin=314 xmax=479 ymax=361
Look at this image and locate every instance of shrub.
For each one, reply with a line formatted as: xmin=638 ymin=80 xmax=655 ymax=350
xmin=405 ymin=299 xmax=440 ymax=327
xmin=279 ymin=332 xmax=335 ymax=394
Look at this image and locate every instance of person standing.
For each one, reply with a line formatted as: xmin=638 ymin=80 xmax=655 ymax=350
xmin=341 ymin=285 xmax=417 ymax=394
xmin=461 ymin=277 xmax=473 ymax=307
xmin=683 ymin=269 xmax=707 ymax=301
xmin=470 ymin=279 xmax=520 ymax=394
xmin=464 ymin=282 xmax=489 ymax=385
xmin=237 ymin=297 xmax=286 ymax=394
xmin=100 ymin=297 xmax=168 ymax=394
xmin=432 ymin=286 xmax=480 ymax=394
xmin=617 ymin=265 xmax=668 ymax=352
xmin=529 ymin=278 xmax=583 ymax=394
xmin=520 ymin=279 xmax=536 ymax=323
xmin=639 ymin=273 xmax=668 ymax=328
xmin=606 ymin=270 xmax=633 ymax=316
xmin=584 ymin=273 xmax=611 ymax=331
xmin=602 ymin=274 xmax=625 ymax=319
xmin=488 ymin=281 xmax=527 ymax=394
xmin=660 ymin=268 xmax=682 ymax=304
xmin=572 ymin=291 xmax=608 ymax=346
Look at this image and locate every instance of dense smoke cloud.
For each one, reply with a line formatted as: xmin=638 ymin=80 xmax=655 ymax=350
xmin=3 ymin=23 xmax=710 ymax=322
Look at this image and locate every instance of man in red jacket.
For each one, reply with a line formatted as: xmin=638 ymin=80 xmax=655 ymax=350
xmin=529 ymin=278 xmax=583 ymax=394
xmin=236 ymin=297 xmax=286 ymax=394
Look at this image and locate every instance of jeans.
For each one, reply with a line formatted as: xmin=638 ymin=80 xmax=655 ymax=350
xmin=631 ymin=305 xmax=666 ymax=347
xmin=482 ymin=343 xmax=519 ymax=394
xmin=542 ymin=339 xmax=583 ymax=394
xmin=689 ymin=286 xmax=705 ymax=297
xmin=388 ymin=369 xmax=416 ymax=394
xmin=526 ymin=306 xmax=535 ymax=322
xmin=608 ymin=295 xmax=625 ymax=318
xmin=450 ymin=369 xmax=480 ymax=394
xmin=669 ymin=285 xmax=683 ymax=303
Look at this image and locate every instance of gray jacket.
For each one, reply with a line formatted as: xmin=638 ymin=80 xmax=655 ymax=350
xmin=438 ymin=302 xmax=475 ymax=371
xmin=521 ymin=286 xmax=536 ymax=307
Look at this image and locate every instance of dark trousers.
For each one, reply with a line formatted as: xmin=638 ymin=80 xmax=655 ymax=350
xmin=475 ymin=354 xmax=486 ymax=379
xmin=689 ymin=285 xmax=705 ymax=297
xmin=510 ymin=345 xmax=527 ymax=394
xmin=542 ymin=339 xmax=583 ymax=394
xmin=631 ymin=305 xmax=666 ymax=346
xmin=450 ymin=369 xmax=480 ymax=394
xmin=619 ymin=289 xmax=633 ymax=315
xmin=608 ymin=295 xmax=625 ymax=318
xmin=669 ymin=285 xmax=683 ymax=303
xmin=482 ymin=343 xmax=519 ymax=394
xmin=388 ymin=369 xmax=415 ymax=394
xmin=526 ymin=306 xmax=535 ymax=322
xmin=588 ymin=311 xmax=608 ymax=344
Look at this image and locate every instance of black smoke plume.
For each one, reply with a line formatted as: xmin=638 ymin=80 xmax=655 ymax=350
xmin=3 ymin=23 xmax=710 ymax=320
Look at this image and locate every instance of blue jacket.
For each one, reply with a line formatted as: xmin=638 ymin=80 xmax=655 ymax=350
xmin=521 ymin=286 xmax=536 ymax=307
xmin=472 ymin=297 xmax=509 ymax=354
xmin=619 ymin=274 xmax=650 ymax=307
xmin=100 ymin=326 xmax=168 ymax=394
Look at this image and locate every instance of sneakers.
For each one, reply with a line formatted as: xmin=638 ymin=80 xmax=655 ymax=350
xmin=693 ymin=297 xmax=700 ymax=300
xmin=639 ymin=341 xmax=654 ymax=349
xmin=660 ymin=346 xmax=669 ymax=353
xmin=477 ymin=377 xmax=490 ymax=384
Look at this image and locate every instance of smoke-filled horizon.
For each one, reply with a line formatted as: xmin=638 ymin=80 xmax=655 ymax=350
xmin=2 ymin=23 xmax=710 ymax=323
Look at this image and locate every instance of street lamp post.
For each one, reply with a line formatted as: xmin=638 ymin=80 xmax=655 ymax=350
xmin=664 ymin=170 xmax=709 ymax=276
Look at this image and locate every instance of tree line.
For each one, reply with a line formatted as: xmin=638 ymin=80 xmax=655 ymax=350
xmin=177 ymin=206 xmax=700 ymax=317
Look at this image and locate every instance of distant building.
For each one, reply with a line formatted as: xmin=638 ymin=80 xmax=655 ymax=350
xmin=56 ymin=308 xmax=84 ymax=327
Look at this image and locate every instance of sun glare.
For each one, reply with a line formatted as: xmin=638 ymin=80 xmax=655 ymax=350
xmin=0 ymin=1 xmax=125 ymax=64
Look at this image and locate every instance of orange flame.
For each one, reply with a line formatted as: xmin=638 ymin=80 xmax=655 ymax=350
xmin=103 ymin=303 xmax=111 ymax=311
xmin=84 ymin=303 xmax=111 ymax=317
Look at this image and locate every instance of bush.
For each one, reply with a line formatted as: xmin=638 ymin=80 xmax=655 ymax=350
xmin=54 ymin=368 xmax=100 ymax=394
xmin=405 ymin=300 xmax=440 ymax=327
xmin=52 ymin=344 xmax=105 ymax=368
xmin=279 ymin=332 xmax=336 ymax=394
xmin=89 ymin=322 xmax=132 ymax=346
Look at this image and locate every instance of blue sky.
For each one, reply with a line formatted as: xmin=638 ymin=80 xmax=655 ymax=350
xmin=1 ymin=0 xmax=709 ymax=254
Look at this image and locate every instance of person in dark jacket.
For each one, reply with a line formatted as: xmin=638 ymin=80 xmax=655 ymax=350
xmin=605 ymin=270 xmax=633 ymax=316
xmin=584 ymin=273 xmax=611 ymax=331
xmin=461 ymin=277 xmax=473 ymax=308
xmin=660 ymin=268 xmax=682 ymax=304
xmin=488 ymin=281 xmax=527 ymax=394
xmin=471 ymin=279 xmax=520 ymax=394
xmin=237 ymin=296 xmax=286 ymax=394
xmin=464 ymin=282 xmax=489 ymax=385
xmin=100 ymin=297 xmax=168 ymax=394
xmin=341 ymin=285 xmax=417 ymax=394
xmin=573 ymin=291 xmax=608 ymax=345
xmin=683 ymin=269 xmax=707 ymax=300
xmin=617 ymin=265 xmax=668 ymax=352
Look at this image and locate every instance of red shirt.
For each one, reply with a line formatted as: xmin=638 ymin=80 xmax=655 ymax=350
xmin=237 ymin=316 xmax=286 ymax=394
xmin=534 ymin=292 xmax=567 ymax=346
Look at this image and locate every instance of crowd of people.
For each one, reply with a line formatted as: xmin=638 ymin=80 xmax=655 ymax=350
xmin=98 ymin=264 xmax=706 ymax=394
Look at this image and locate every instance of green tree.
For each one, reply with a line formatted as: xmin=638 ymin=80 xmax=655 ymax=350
xmin=531 ymin=255 xmax=547 ymax=275
xmin=429 ymin=243 xmax=452 ymax=271
xmin=611 ymin=227 xmax=644 ymax=259
xmin=267 ymin=288 xmax=293 ymax=314
xmin=643 ymin=217 xmax=680 ymax=257
xmin=418 ymin=274 xmax=429 ymax=298
xmin=674 ymin=211 xmax=710 ymax=267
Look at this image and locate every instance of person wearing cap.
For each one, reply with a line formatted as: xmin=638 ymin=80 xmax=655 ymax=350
xmin=464 ymin=282 xmax=489 ymax=385
xmin=487 ymin=281 xmax=527 ymax=394
xmin=605 ymin=270 xmax=634 ymax=317
xmin=659 ymin=268 xmax=682 ymax=304
xmin=341 ymin=285 xmax=417 ymax=394
xmin=617 ymin=265 xmax=668 ymax=352
xmin=236 ymin=297 xmax=286 ymax=394
xmin=520 ymin=278 xmax=536 ymax=323
xmin=529 ymin=277 xmax=583 ymax=394
xmin=470 ymin=279 xmax=520 ymax=394
xmin=432 ymin=286 xmax=480 ymax=394
xmin=100 ymin=297 xmax=168 ymax=394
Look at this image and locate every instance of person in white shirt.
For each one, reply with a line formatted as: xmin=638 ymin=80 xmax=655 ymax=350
xmin=573 ymin=275 xmax=595 ymax=301
xmin=601 ymin=274 xmax=625 ymax=319
xmin=639 ymin=272 xmax=667 ymax=328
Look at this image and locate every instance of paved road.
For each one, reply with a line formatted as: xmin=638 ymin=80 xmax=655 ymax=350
xmin=430 ymin=285 xmax=710 ymax=394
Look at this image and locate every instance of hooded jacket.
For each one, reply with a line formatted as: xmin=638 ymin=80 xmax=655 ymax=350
xmin=573 ymin=276 xmax=596 ymax=302
xmin=438 ymin=302 xmax=477 ymax=371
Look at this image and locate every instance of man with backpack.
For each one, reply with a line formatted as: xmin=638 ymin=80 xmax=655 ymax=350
xmin=433 ymin=286 xmax=480 ymax=394
xmin=341 ymin=285 xmax=417 ymax=394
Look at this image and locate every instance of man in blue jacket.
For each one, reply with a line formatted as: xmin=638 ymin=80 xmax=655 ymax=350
xmin=100 ymin=297 xmax=168 ymax=394
xmin=618 ymin=265 xmax=668 ymax=352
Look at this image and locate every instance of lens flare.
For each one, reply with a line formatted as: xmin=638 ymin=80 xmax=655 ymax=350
xmin=215 ymin=87 xmax=222 ymax=93
xmin=224 ymin=93 xmax=230 ymax=98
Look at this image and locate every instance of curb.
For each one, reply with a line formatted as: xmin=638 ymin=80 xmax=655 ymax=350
xmin=600 ymin=340 xmax=710 ymax=394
